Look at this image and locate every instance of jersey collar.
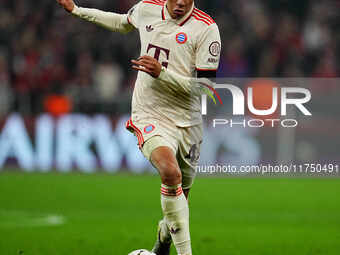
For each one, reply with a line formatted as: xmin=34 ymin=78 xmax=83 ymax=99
xmin=161 ymin=1 xmax=194 ymax=26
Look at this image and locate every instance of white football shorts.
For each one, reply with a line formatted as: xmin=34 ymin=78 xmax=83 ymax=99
xmin=126 ymin=116 xmax=202 ymax=189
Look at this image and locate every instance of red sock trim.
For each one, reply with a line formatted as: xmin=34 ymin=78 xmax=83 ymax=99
xmin=161 ymin=186 xmax=183 ymax=196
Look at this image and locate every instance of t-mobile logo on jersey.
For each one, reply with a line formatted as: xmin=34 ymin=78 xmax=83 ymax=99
xmin=147 ymin=44 xmax=170 ymax=68
xmin=201 ymin=82 xmax=312 ymax=128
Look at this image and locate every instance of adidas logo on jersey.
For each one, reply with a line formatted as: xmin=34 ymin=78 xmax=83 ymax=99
xmin=146 ymin=25 xmax=154 ymax=32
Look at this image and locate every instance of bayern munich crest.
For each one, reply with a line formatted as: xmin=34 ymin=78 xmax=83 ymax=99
xmin=209 ymin=41 xmax=221 ymax=57
xmin=144 ymin=124 xmax=155 ymax=134
xmin=176 ymin=32 xmax=188 ymax=44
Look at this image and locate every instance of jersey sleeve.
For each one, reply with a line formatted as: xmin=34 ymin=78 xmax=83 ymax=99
xmin=195 ymin=23 xmax=221 ymax=71
xmin=127 ymin=1 xmax=143 ymax=29
xmin=72 ymin=5 xmax=134 ymax=34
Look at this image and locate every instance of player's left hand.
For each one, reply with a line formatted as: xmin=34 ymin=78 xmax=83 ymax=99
xmin=131 ymin=55 xmax=162 ymax=78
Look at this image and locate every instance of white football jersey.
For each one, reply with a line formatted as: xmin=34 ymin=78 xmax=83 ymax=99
xmin=128 ymin=0 xmax=221 ymax=127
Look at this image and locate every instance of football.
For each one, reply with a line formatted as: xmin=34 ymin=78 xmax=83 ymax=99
xmin=128 ymin=249 xmax=156 ymax=255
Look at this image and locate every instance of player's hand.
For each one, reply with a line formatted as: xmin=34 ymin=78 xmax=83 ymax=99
xmin=131 ymin=56 xmax=162 ymax=78
xmin=56 ymin=0 xmax=75 ymax=13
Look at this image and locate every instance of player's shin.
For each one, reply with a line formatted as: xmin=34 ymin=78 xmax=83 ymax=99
xmin=160 ymin=184 xmax=192 ymax=255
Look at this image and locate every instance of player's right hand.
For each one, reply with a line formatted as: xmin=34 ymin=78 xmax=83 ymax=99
xmin=56 ymin=0 xmax=75 ymax=13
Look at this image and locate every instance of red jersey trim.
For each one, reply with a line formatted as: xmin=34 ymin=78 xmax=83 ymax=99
xmin=192 ymin=15 xmax=211 ymax=25
xmin=161 ymin=6 xmax=165 ymax=20
xmin=192 ymin=8 xmax=215 ymax=26
xmin=193 ymin=11 xmax=214 ymax=24
xmin=126 ymin=118 xmax=145 ymax=149
xmin=143 ymin=0 xmax=165 ymax=6
xmin=194 ymin=8 xmax=214 ymax=22
xmin=196 ymin=67 xmax=218 ymax=71
xmin=179 ymin=8 xmax=194 ymax=26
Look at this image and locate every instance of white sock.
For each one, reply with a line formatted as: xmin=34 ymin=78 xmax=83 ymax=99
xmin=161 ymin=184 xmax=192 ymax=255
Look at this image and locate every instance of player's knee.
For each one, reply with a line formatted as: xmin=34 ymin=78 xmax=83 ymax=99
xmin=158 ymin=160 xmax=182 ymax=186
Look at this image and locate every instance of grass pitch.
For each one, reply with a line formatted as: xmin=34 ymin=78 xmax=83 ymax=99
xmin=0 ymin=171 xmax=339 ymax=255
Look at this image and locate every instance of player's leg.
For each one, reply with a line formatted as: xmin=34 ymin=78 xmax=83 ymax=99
xmin=162 ymin=123 xmax=201 ymax=255
xmin=152 ymin=188 xmax=191 ymax=255
xmin=128 ymin=117 xmax=193 ymax=255
xmin=183 ymin=188 xmax=190 ymax=199
xmin=150 ymin=145 xmax=192 ymax=255
xmin=151 ymin=146 xmax=182 ymax=186
xmin=149 ymin=126 xmax=199 ymax=255
xmin=126 ymin=118 xmax=179 ymax=254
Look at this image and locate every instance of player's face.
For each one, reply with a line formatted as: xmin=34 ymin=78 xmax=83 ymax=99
xmin=166 ymin=0 xmax=194 ymax=19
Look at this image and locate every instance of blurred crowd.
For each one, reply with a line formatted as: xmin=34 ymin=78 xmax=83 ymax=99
xmin=0 ymin=0 xmax=339 ymax=116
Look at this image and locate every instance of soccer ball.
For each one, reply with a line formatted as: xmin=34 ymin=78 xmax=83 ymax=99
xmin=128 ymin=249 xmax=156 ymax=255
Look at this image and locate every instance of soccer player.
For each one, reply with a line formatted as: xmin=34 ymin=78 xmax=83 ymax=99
xmin=56 ymin=0 xmax=221 ymax=254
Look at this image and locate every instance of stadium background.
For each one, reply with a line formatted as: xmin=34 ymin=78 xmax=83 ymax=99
xmin=0 ymin=0 xmax=340 ymax=254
